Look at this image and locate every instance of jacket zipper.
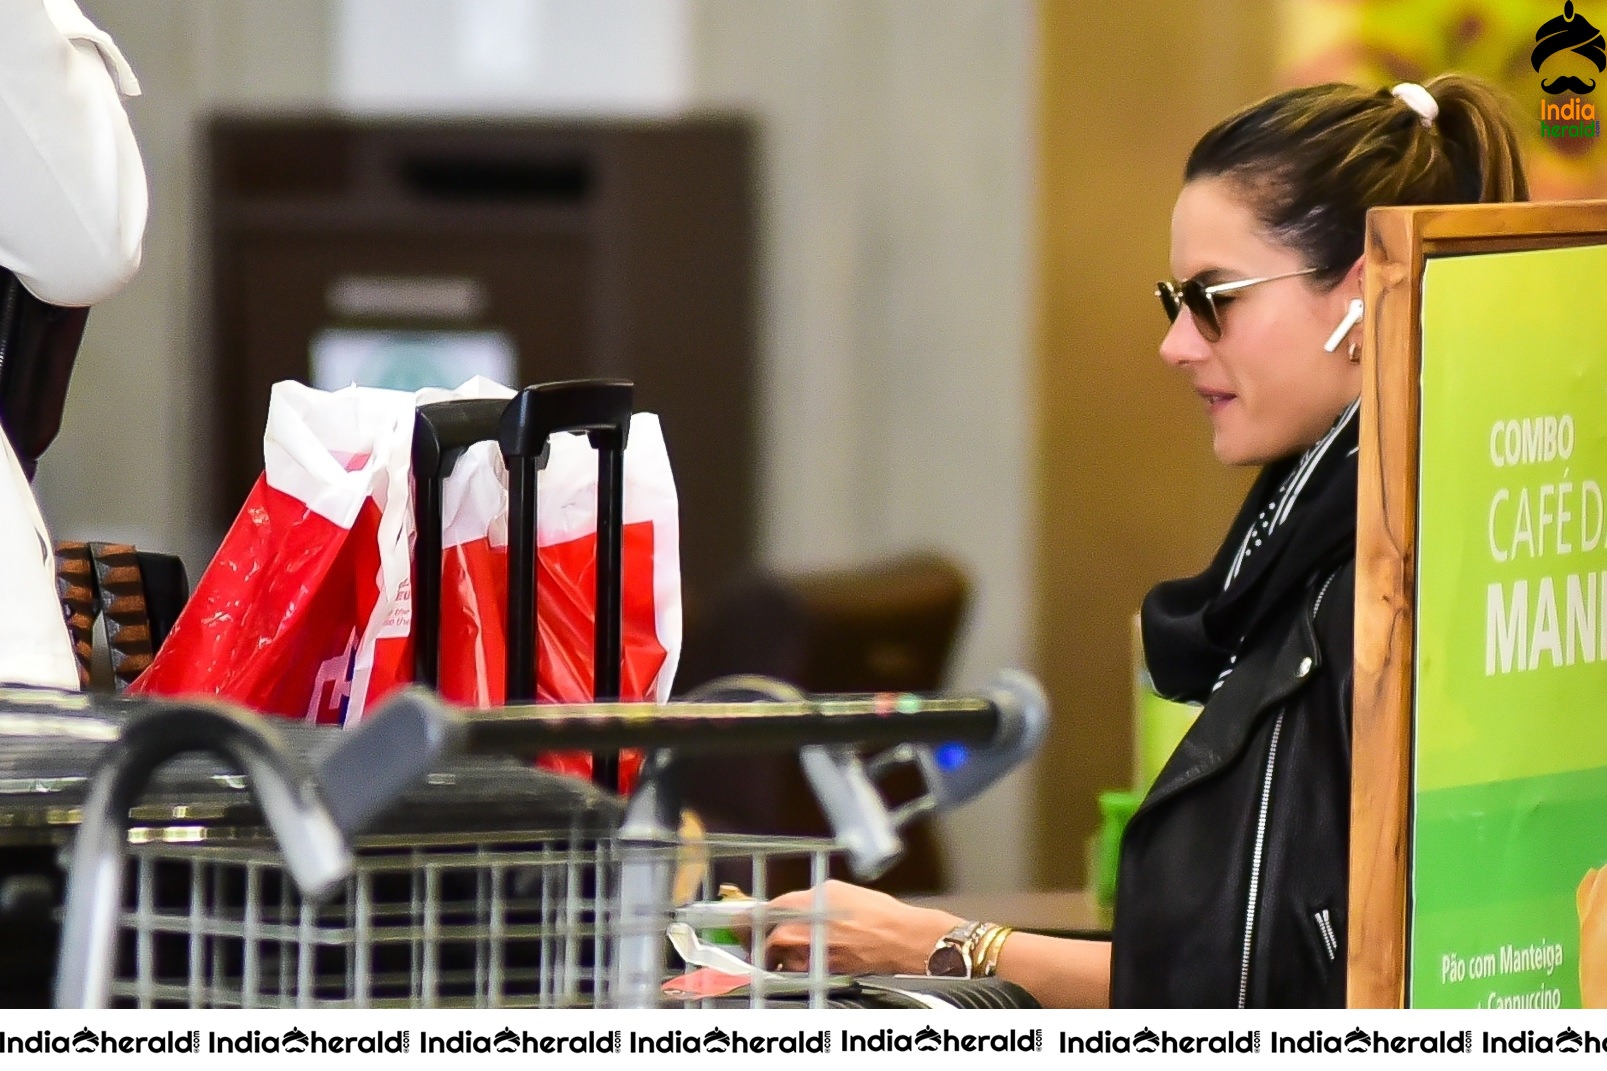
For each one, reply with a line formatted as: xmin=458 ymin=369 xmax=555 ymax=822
xmin=1315 ymin=908 xmax=1339 ymax=961
xmin=1311 ymin=568 xmax=1342 ymax=968
xmin=1235 ymin=569 xmax=1339 ymax=1005
xmin=1237 ymin=708 xmax=1285 ymax=1008
xmin=1312 ymin=569 xmax=1339 ymax=619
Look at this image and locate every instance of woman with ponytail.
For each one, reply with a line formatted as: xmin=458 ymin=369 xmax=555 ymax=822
xmin=758 ymin=74 xmax=1529 ymax=1009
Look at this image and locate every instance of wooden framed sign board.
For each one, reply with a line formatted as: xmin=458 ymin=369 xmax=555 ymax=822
xmin=1350 ymin=200 xmax=1607 ymax=1009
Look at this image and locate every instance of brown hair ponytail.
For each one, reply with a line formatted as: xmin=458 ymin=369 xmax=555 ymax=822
xmin=1422 ymin=73 xmax=1528 ymax=203
xmin=1184 ymin=73 xmax=1529 ymax=285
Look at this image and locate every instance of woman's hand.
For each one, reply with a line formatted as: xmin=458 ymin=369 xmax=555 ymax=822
xmin=761 ymin=879 xmax=963 ymax=976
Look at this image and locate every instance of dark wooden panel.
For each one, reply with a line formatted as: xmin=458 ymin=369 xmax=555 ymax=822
xmin=219 ymin=230 xmax=592 ymax=518
xmin=207 ymin=115 xmax=757 ymax=600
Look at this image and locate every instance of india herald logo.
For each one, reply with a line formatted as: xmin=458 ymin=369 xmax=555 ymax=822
xmin=1534 ymin=2 xmax=1604 ymax=95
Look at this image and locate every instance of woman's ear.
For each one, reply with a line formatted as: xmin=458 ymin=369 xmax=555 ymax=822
xmin=1321 ymin=257 xmax=1368 ymax=357
xmin=1342 ymin=255 xmax=1365 ymax=299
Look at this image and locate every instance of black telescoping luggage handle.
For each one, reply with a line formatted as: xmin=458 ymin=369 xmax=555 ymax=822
xmin=411 ymin=378 xmax=634 ymax=791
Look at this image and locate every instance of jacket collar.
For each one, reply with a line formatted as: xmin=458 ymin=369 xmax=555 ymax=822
xmin=1133 ymin=576 xmax=1326 ymax=818
xmin=1142 ymin=407 xmax=1359 ymax=705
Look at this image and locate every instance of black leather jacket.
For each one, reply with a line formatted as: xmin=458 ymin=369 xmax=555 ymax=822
xmin=1110 ymin=558 xmax=1355 ymax=1008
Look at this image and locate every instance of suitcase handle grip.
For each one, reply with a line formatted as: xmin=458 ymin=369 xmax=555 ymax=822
xmin=500 ymin=378 xmax=633 ymax=455
xmin=413 ymin=396 xmax=510 ymax=479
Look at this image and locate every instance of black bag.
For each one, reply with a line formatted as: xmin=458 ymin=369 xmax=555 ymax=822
xmin=0 ymin=268 xmax=89 ymax=480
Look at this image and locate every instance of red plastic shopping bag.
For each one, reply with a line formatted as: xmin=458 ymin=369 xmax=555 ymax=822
xmin=131 ymin=381 xmax=415 ymax=723
xmin=133 ymin=379 xmax=681 ymax=789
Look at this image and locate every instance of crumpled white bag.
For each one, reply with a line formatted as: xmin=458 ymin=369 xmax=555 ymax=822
xmin=0 ymin=431 xmax=77 ymax=689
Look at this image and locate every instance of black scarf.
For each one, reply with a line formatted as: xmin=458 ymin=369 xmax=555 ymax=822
xmin=1141 ymin=402 xmax=1359 ymax=703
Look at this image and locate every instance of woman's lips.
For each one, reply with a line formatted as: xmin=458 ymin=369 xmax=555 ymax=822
xmin=1197 ymin=389 xmax=1237 ymax=414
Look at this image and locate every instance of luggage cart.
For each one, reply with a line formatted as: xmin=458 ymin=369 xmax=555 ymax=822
xmin=12 ymin=375 xmax=1042 ymax=1010
xmin=35 ymin=679 xmax=1042 ymax=1010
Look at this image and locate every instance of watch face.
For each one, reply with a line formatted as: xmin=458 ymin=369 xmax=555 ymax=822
xmin=926 ymin=944 xmax=970 ymax=978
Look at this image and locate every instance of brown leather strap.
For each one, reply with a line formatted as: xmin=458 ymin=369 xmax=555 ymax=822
xmin=53 ymin=540 xmax=97 ymax=689
xmin=87 ymin=541 xmax=153 ymax=690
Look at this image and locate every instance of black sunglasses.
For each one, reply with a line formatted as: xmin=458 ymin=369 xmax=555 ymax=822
xmin=1155 ymin=267 xmax=1319 ymax=342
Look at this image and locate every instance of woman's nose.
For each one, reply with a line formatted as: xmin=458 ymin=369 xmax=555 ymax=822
xmin=1158 ymin=312 xmax=1210 ymax=368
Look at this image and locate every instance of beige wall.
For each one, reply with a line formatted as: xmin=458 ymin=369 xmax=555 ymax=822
xmin=1032 ymin=0 xmax=1273 ymax=887
xmin=691 ymin=0 xmax=1037 ymax=892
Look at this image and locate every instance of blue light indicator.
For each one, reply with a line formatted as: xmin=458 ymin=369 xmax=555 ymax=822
xmin=934 ymin=743 xmax=970 ymax=771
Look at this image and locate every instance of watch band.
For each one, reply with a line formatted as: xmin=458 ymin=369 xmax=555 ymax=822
xmin=926 ymin=920 xmax=982 ymax=977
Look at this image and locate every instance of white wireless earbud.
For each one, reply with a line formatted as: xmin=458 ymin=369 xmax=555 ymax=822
xmin=1323 ymin=298 xmax=1364 ymax=353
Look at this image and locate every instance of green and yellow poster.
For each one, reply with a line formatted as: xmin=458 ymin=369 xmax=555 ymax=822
xmin=1412 ymin=242 xmax=1607 ymax=1008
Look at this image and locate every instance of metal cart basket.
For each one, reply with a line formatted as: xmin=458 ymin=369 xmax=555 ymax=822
xmin=112 ymin=828 xmax=840 ymax=1009
xmin=11 ymin=678 xmax=1042 ymax=1010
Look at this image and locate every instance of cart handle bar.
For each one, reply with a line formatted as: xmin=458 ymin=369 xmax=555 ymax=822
xmin=382 ymin=686 xmax=1004 ymax=759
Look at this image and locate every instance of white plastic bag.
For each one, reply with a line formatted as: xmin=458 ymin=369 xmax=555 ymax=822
xmin=0 ymin=431 xmax=77 ymax=689
xmin=138 ymin=377 xmax=683 ymax=750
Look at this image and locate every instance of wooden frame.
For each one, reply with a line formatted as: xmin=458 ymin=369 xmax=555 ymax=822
xmin=1349 ymin=199 xmax=1607 ymax=1008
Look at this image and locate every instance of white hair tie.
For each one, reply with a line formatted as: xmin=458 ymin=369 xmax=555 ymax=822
xmin=1391 ymin=82 xmax=1439 ymax=127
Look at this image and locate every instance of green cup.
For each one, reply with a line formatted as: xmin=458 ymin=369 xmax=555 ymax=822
xmin=1136 ymin=682 xmax=1201 ymax=792
xmin=1094 ymin=789 xmax=1141 ymax=909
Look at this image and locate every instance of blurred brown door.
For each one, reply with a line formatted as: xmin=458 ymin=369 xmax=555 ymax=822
xmin=1032 ymin=0 xmax=1272 ymax=888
